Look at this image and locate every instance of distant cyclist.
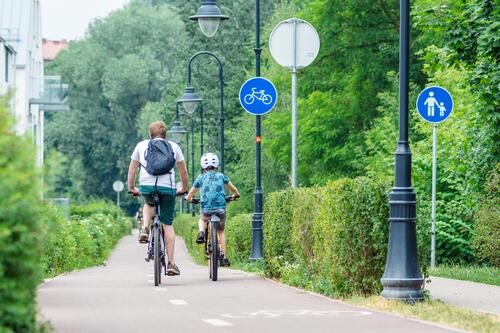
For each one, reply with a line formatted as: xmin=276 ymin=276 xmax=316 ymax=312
xmin=185 ymin=153 xmax=240 ymax=266
xmin=134 ymin=206 xmax=143 ymax=230
xmin=127 ymin=121 xmax=189 ymax=276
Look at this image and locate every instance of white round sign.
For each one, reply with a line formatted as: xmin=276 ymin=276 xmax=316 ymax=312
xmin=113 ymin=181 xmax=124 ymax=193
xmin=269 ymin=18 xmax=320 ymax=69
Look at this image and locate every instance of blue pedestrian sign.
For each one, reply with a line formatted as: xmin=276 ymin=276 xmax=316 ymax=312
xmin=239 ymin=77 xmax=278 ymax=115
xmin=416 ymin=86 xmax=453 ymax=123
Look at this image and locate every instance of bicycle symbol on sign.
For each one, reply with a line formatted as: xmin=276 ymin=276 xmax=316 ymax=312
xmin=244 ymin=88 xmax=273 ymax=105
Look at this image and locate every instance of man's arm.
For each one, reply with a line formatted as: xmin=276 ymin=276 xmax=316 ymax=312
xmin=128 ymin=159 xmax=140 ymax=195
xmin=176 ymin=160 xmax=189 ymax=194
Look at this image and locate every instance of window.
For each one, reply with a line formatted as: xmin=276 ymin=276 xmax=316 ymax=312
xmin=4 ymin=47 xmax=9 ymax=82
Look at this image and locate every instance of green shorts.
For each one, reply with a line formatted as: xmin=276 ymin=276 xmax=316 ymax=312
xmin=140 ymin=185 xmax=177 ymax=225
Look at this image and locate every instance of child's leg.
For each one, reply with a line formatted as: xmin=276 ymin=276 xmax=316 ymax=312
xmin=199 ymin=215 xmax=208 ymax=232
xmin=217 ymin=230 xmax=226 ymax=254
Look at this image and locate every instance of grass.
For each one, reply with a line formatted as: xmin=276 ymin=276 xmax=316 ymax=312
xmin=430 ymin=265 xmax=500 ymax=286
xmin=347 ymin=296 xmax=500 ymax=333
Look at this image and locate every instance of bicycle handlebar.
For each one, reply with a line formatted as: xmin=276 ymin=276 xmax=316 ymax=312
xmin=128 ymin=190 xmax=189 ymax=197
xmin=186 ymin=195 xmax=239 ymax=205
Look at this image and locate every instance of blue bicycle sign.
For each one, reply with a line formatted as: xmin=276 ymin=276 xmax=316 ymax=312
xmin=239 ymin=77 xmax=278 ymax=115
xmin=244 ymin=88 xmax=273 ymax=105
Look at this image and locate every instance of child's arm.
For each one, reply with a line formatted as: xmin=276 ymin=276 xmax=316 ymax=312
xmin=225 ymin=181 xmax=240 ymax=198
xmin=185 ymin=186 xmax=199 ymax=202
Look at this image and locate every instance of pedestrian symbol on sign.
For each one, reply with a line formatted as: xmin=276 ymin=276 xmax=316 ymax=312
xmin=416 ymin=86 xmax=453 ymax=123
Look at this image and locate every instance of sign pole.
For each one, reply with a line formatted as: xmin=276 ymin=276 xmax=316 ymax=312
xmin=291 ymin=18 xmax=298 ymax=189
xmin=431 ymin=124 xmax=437 ymax=268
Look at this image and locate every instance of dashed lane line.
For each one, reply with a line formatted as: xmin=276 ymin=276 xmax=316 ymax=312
xmin=202 ymin=319 xmax=233 ymax=327
xmin=169 ymin=299 xmax=188 ymax=305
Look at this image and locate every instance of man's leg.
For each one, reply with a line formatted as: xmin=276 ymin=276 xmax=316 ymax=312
xmin=163 ymin=224 xmax=175 ymax=263
xmin=139 ymin=203 xmax=153 ymax=243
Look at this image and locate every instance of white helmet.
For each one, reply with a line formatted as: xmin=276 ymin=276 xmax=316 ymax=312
xmin=200 ymin=153 xmax=220 ymax=169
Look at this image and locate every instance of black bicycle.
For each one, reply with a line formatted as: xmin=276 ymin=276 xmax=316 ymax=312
xmin=131 ymin=190 xmax=185 ymax=286
xmin=189 ymin=196 xmax=236 ymax=281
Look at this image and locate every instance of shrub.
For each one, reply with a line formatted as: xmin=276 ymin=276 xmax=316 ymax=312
xmin=264 ymin=177 xmax=430 ymax=297
xmin=472 ymin=165 xmax=500 ymax=267
xmin=42 ymin=202 xmax=133 ymax=277
xmin=0 ymin=98 xmax=44 ymax=333
xmin=225 ymin=214 xmax=252 ymax=263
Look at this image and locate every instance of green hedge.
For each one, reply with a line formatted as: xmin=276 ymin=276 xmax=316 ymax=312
xmin=472 ymin=164 xmax=499 ymax=267
xmin=263 ymin=177 xmax=430 ymax=297
xmin=0 ymin=98 xmax=44 ymax=332
xmin=43 ymin=201 xmax=133 ymax=277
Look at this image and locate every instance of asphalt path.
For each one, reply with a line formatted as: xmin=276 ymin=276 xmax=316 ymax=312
xmin=38 ymin=231 xmax=462 ymax=333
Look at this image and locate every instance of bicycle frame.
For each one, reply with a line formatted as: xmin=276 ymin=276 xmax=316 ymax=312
xmin=146 ymin=192 xmax=167 ymax=285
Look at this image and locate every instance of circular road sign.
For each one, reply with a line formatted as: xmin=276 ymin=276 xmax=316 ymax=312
xmin=239 ymin=77 xmax=278 ymax=116
xmin=416 ymin=86 xmax=453 ymax=123
xmin=113 ymin=181 xmax=124 ymax=193
xmin=269 ymin=18 xmax=320 ymax=69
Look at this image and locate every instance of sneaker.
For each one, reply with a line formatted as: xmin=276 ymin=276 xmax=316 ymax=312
xmin=220 ymin=256 xmax=231 ymax=267
xmin=167 ymin=262 xmax=180 ymax=276
xmin=196 ymin=231 xmax=205 ymax=244
xmin=139 ymin=227 xmax=149 ymax=243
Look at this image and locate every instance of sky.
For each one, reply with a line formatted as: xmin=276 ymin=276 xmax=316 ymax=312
xmin=42 ymin=0 xmax=129 ymax=40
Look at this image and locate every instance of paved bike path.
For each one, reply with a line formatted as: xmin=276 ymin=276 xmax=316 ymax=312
xmin=37 ymin=231 xmax=462 ymax=333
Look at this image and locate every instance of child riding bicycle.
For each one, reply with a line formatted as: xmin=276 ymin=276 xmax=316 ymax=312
xmin=185 ymin=153 xmax=240 ymax=267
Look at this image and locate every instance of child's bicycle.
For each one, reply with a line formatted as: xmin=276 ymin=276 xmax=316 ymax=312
xmin=187 ymin=196 xmax=236 ymax=281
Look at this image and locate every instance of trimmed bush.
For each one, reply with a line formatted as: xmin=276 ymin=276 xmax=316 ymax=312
xmin=43 ymin=201 xmax=133 ymax=277
xmin=0 ymin=98 xmax=44 ymax=333
xmin=472 ymin=165 xmax=500 ymax=267
xmin=225 ymin=214 xmax=252 ymax=263
xmin=264 ymin=177 xmax=430 ymax=297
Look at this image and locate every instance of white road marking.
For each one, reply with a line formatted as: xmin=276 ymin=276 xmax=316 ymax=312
xmin=221 ymin=309 xmax=373 ymax=319
xmin=169 ymin=299 xmax=188 ymax=305
xmin=146 ymin=274 xmax=153 ymax=277
xmin=202 ymin=319 xmax=233 ymax=327
xmin=154 ymin=287 xmax=168 ymax=292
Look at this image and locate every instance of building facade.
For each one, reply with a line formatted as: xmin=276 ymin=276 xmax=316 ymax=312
xmin=0 ymin=36 xmax=16 ymax=103
xmin=1 ymin=0 xmax=44 ymax=166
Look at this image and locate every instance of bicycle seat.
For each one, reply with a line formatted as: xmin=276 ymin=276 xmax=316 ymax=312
xmin=210 ymin=215 xmax=221 ymax=223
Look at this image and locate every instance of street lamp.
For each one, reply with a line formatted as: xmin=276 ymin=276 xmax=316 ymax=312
xmin=181 ymin=51 xmax=225 ymax=173
xmin=170 ymin=111 xmax=197 ymax=217
xmin=178 ymin=86 xmax=203 ymax=115
xmin=169 ymin=120 xmax=187 ymax=142
xmin=190 ymin=0 xmax=262 ymax=260
xmin=190 ymin=0 xmax=229 ymax=38
xmin=380 ymin=0 xmax=424 ymax=301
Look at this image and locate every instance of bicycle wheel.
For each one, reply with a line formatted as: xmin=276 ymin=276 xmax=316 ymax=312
xmin=210 ymin=222 xmax=218 ymax=281
xmin=244 ymin=94 xmax=255 ymax=105
xmin=153 ymin=223 xmax=161 ymax=286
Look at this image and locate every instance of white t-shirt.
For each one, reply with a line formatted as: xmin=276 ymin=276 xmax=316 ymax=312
xmin=131 ymin=139 xmax=184 ymax=188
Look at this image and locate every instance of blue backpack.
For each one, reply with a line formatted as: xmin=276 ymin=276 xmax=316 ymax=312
xmin=143 ymin=139 xmax=175 ymax=176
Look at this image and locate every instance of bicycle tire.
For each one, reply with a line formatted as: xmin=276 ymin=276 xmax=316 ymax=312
xmin=210 ymin=222 xmax=218 ymax=281
xmin=153 ymin=224 xmax=161 ymax=286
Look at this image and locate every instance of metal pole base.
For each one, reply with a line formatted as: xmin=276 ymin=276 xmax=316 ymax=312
xmin=381 ymin=188 xmax=424 ymax=302
xmin=250 ymin=211 xmax=263 ymax=260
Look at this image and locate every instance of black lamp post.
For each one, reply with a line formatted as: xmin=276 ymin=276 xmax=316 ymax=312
xmin=190 ymin=0 xmax=229 ymax=38
xmin=190 ymin=1 xmax=262 ymax=260
xmin=380 ymin=0 xmax=424 ymax=301
xmin=179 ymin=51 xmax=225 ymax=173
xmin=169 ymin=113 xmax=196 ymax=217
xmin=249 ymin=0 xmax=263 ymax=260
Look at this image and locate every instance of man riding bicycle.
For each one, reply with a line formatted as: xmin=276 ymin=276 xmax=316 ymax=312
xmin=127 ymin=121 xmax=189 ymax=276
xmin=185 ymin=153 xmax=240 ymax=266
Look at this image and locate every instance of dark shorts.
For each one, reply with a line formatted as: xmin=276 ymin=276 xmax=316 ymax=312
xmin=201 ymin=209 xmax=226 ymax=231
xmin=140 ymin=185 xmax=176 ymax=225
